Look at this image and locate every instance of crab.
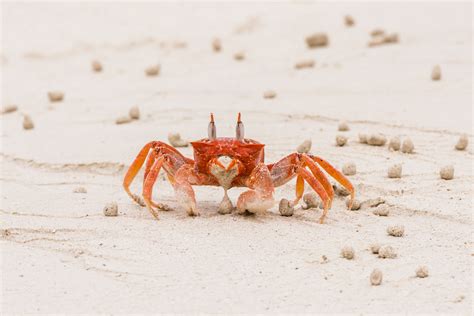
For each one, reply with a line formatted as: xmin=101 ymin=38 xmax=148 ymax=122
xmin=123 ymin=113 xmax=354 ymax=223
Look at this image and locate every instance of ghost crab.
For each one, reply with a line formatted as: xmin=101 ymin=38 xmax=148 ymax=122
xmin=123 ymin=113 xmax=354 ymax=223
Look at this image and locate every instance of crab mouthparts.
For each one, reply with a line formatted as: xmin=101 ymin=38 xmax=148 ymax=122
xmin=210 ymin=156 xmax=239 ymax=189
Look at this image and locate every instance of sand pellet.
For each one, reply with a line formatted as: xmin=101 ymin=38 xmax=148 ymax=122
xmin=415 ymin=266 xmax=429 ymax=278
xmin=367 ymin=133 xmax=387 ymax=146
xmin=368 ymin=33 xmax=399 ymax=47
xmin=336 ymin=134 xmax=348 ymax=146
xmin=388 ymin=137 xmax=401 ymax=151
xmin=431 ymin=65 xmax=441 ymax=81
xmin=361 ymin=197 xmax=385 ymax=209
xmin=48 ymin=91 xmax=64 ymax=102
xmin=73 ymin=187 xmax=87 ymax=194
xmin=341 ymin=246 xmax=355 ymax=260
xmin=1 ymin=105 xmax=18 ymax=114
xmin=103 ymin=202 xmax=118 ymax=217
xmin=303 ymin=192 xmax=319 ymax=209
xmin=306 ymin=33 xmax=329 ymax=48
xmin=378 ymin=245 xmax=397 ymax=259
xmin=234 ymin=52 xmax=245 ymax=61
xmin=218 ymin=194 xmax=233 ymax=215
xmin=387 ymin=164 xmax=402 ymax=178
xmin=370 ymin=269 xmax=383 ymax=286
xmin=346 ymin=197 xmax=361 ymax=210
xmin=455 ymin=134 xmax=468 ymax=150
xmin=338 ymin=121 xmax=350 ymax=131
xmin=145 ymin=65 xmax=160 ymax=76
xmin=344 ymin=15 xmax=355 ymax=27
xmin=91 ymin=60 xmax=102 ymax=72
xmin=22 ymin=115 xmax=34 ymax=130
xmin=401 ymin=138 xmax=415 ymax=153
xmin=129 ymin=106 xmax=140 ymax=120
xmin=116 ymin=116 xmax=132 ymax=125
xmin=279 ymin=198 xmax=294 ymax=217
xmin=440 ymin=165 xmax=454 ymax=180
xmin=294 ymin=59 xmax=315 ymax=69
xmin=387 ymin=225 xmax=404 ymax=237
xmin=212 ymin=38 xmax=222 ymax=52
xmin=334 ymin=184 xmax=350 ymax=197
xmin=168 ymin=133 xmax=189 ymax=147
xmin=263 ymin=90 xmax=277 ymax=99
xmin=342 ymin=162 xmax=356 ymax=176
xmin=370 ymin=29 xmax=385 ymax=37
xmin=359 ymin=133 xmax=368 ymax=144
xmin=297 ymin=139 xmax=312 ymax=154
xmin=373 ymin=206 xmax=390 ymax=216
xmin=370 ymin=244 xmax=381 ymax=254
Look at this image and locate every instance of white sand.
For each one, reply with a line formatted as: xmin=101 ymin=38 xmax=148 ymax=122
xmin=1 ymin=2 xmax=472 ymax=314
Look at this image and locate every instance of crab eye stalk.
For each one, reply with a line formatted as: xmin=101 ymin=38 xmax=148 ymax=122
xmin=208 ymin=113 xmax=216 ymax=140
xmin=236 ymin=112 xmax=244 ymax=140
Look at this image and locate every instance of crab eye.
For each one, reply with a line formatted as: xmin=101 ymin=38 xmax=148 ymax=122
xmin=208 ymin=114 xmax=216 ymax=140
xmin=236 ymin=113 xmax=244 ymax=140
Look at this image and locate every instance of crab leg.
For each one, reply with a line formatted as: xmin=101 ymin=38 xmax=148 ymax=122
xmin=123 ymin=141 xmax=155 ymax=202
xmin=142 ymin=157 xmax=165 ymax=219
xmin=297 ymin=166 xmax=331 ymax=223
xmin=237 ymin=163 xmax=275 ymax=214
xmin=301 ymin=154 xmax=335 ymax=207
xmin=294 ymin=175 xmax=305 ymax=205
xmin=173 ymin=165 xmax=201 ymax=216
xmin=310 ymin=155 xmax=355 ymax=209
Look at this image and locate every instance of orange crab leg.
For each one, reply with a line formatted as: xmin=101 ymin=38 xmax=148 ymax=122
xmin=123 ymin=141 xmax=155 ymax=200
xmin=142 ymin=156 xmax=165 ymax=219
xmin=311 ymin=155 xmax=355 ymax=209
xmin=237 ymin=163 xmax=275 ymax=214
xmin=297 ymin=166 xmax=331 ymax=223
xmin=294 ymin=175 xmax=304 ymax=205
xmin=301 ymin=154 xmax=335 ymax=207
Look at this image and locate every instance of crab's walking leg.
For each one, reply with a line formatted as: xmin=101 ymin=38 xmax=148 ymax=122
xmin=237 ymin=163 xmax=275 ymax=214
xmin=297 ymin=167 xmax=331 ymax=223
xmin=310 ymin=155 xmax=355 ymax=209
xmin=142 ymin=156 xmax=165 ymax=219
xmin=123 ymin=141 xmax=155 ymax=204
xmin=301 ymin=154 xmax=335 ymax=208
xmin=294 ymin=175 xmax=304 ymax=206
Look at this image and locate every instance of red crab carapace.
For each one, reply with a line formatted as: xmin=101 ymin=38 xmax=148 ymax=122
xmin=123 ymin=113 xmax=354 ymax=223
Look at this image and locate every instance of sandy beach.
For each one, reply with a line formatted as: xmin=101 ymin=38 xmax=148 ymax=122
xmin=1 ymin=2 xmax=472 ymax=314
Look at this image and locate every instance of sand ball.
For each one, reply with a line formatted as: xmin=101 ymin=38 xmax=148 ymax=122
xmin=401 ymin=138 xmax=414 ymax=153
xmin=338 ymin=121 xmax=350 ymax=131
xmin=306 ymin=33 xmax=329 ymax=48
xmin=387 ymin=164 xmax=402 ymax=178
xmin=370 ymin=244 xmax=381 ymax=254
xmin=212 ymin=38 xmax=222 ymax=52
xmin=103 ymin=202 xmax=118 ymax=216
xmin=387 ymin=225 xmax=404 ymax=237
xmin=23 ymin=115 xmax=34 ymax=130
xmin=440 ymin=165 xmax=454 ymax=180
xmin=367 ymin=133 xmax=387 ymax=146
xmin=279 ymin=198 xmax=294 ymax=217
xmin=431 ymin=65 xmax=441 ymax=81
xmin=388 ymin=137 xmax=401 ymax=151
xmin=234 ymin=52 xmax=245 ymax=61
xmin=297 ymin=139 xmax=312 ymax=154
xmin=342 ymin=162 xmax=356 ymax=176
xmin=455 ymin=134 xmax=468 ymax=151
xmin=359 ymin=133 xmax=368 ymax=144
xmin=336 ymin=135 xmax=348 ymax=146
xmin=415 ymin=266 xmax=429 ymax=278
xmin=341 ymin=246 xmax=355 ymax=260
xmin=218 ymin=194 xmax=233 ymax=215
xmin=378 ymin=245 xmax=397 ymax=259
xmin=1 ymin=105 xmax=18 ymax=114
xmin=346 ymin=197 xmax=361 ymax=210
xmin=294 ymin=59 xmax=315 ymax=69
xmin=116 ymin=116 xmax=132 ymax=125
xmin=370 ymin=269 xmax=383 ymax=286
xmin=145 ymin=65 xmax=160 ymax=76
xmin=344 ymin=15 xmax=355 ymax=27
xmin=48 ymin=91 xmax=64 ymax=102
xmin=168 ymin=133 xmax=189 ymax=147
xmin=73 ymin=187 xmax=87 ymax=194
xmin=334 ymin=184 xmax=350 ymax=197
xmin=373 ymin=206 xmax=390 ymax=216
xmin=263 ymin=90 xmax=277 ymax=99
xmin=303 ymin=192 xmax=319 ymax=209
xmin=129 ymin=106 xmax=140 ymax=120
xmin=91 ymin=60 xmax=103 ymax=72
